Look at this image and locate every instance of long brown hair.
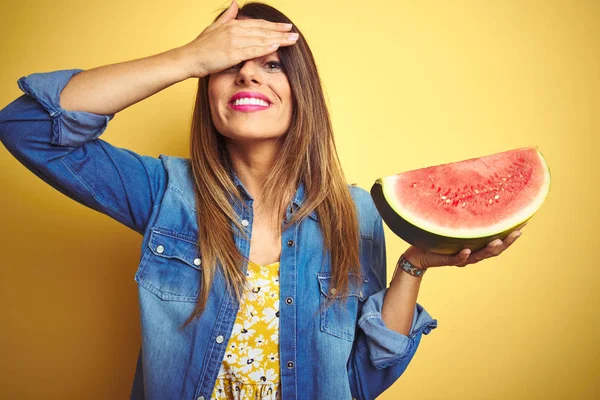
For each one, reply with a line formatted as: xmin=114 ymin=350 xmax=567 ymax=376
xmin=182 ymin=2 xmax=361 ymax=328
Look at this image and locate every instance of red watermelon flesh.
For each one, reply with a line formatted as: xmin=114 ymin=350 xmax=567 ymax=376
xmin=370 ymin=147 xmax=551 ymax=254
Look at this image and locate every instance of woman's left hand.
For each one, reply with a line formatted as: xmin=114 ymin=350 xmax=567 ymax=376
xmin=403 ymin=226 xmax=526 ymax=270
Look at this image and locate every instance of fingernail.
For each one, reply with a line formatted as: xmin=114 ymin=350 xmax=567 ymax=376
xmin=283 ymin=23 xmax=293 ymax=29
xmin=288 ymin=33 xmax=299 ymax=40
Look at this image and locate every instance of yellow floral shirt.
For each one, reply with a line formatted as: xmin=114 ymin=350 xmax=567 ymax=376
xmin=211 ymin=260 xmax=281 ymax=400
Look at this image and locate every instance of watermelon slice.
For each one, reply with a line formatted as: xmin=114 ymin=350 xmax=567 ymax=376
xmin=370 ymin=147 xmax=551 ymax=254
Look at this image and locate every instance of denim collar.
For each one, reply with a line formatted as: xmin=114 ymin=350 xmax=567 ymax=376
xmin=230 ymin=170 xmax=318 ymax=221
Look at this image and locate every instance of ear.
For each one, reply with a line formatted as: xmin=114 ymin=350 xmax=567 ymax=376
xmin=215 ymin=0 xmax=239 ymax=25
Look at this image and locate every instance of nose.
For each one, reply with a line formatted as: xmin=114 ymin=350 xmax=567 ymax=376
xmin=235 ymin=60 xmax=262 ymax=86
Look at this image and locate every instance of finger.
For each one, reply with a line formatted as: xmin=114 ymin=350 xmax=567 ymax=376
xmin=483 ymin=239 xmax=504 ymax=258
xmin=464 ymin=251 xmax=486 ymax=264
xmin=203 ymin=1 xmax=238 ymax=34
xmin=464 ymin=243 xmax=496 ymax=263
xmin=240 ymin=28 xmax=299 ymax=41
xmin=235 ymin=44 xmax=284 ymax=61
xmin=226 ymin=39 xmax=298 ymax=68
xmin=469 ymin=238 xmax=506 ymax=263
xmin=440 ymin=248 xmax=471 ymax=267
xmin=454 ymin=248 xmax=472 ymax=266
xmin=236 ymin=18 xmax=294 ymax=32
xmin=215 ymin=0 xmax=239 ymax=25
xmin=503 ymin=230 xmax=522 ymax=248
xmin=233 ymin=33 xmax=299 ymax=49
xmin=484 ymin=231 xmax=523 ymax=256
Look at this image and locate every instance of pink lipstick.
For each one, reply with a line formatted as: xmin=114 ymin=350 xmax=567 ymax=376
xmin=228 ymin=91 xmax=272 ymax=112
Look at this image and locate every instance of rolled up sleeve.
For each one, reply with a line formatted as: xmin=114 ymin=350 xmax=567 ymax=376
xmin=348 ymin=213 xmax=438 ymax=400
xmin=15 ymin=69 xmax=114 ymax=147
xmin=358 ymin=289 xmax=437 ymax=369
xmin=0 ymin=69 xmax=166 ymax=234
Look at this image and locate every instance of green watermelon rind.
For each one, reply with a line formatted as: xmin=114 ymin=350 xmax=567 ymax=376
xmin=371 ymin=148 xmax=551 ymax=254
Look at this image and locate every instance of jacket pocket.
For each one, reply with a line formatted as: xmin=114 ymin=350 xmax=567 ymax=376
xmin=317 ymin=272 xmax=367 ymax=342
xmin=135 ymin=229 xmax=202 ymax=302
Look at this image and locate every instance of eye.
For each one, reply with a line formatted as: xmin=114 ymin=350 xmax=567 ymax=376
xmin=265 ymin=61 xmax=283 ymax=71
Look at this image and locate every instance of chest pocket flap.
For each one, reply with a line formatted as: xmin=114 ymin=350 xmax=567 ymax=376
xmin=135 ymin=229 xmax=202 ymax=302
xmin=317 ymin=272 xmax=368 ymax=341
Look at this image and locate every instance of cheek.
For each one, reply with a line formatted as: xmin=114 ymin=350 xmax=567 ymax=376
xmin=280 ymin=78 xmax=292 ymax=103
xmin=207 ymin=80 xmax=224 ymax=125
xmin=207 ymin=86 xmax=217 ymax=112
xmin=285 ymin=93 xmax=294 ymax=120
xmin=277 ymin=79 xmax=293 ymax=116
xmin=207 ymin=75 xmax=225 ymax=106
xmin=206 ymin=98 xmax=219 ymax=129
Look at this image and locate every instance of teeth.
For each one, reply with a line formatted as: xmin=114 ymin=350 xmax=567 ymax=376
xmin=232 ymin=98 xmax=270 ymax=106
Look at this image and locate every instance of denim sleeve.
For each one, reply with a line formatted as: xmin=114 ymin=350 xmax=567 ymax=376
xmin=0 ymin=69 xmax=167 ymax=235
xmin=347 ymin=214 xmax=438 ymax=400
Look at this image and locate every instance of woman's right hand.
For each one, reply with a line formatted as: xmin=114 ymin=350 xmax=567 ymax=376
xmin=179 ymin=0 xmax=299 ymax=79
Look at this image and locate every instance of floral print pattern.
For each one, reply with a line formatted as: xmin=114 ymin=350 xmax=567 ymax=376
xmin=211 ymin=260 xmax=281 ymax=399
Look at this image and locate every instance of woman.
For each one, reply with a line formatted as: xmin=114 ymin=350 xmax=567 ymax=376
xmin=0 ymin=1 xmax=523 ymax=399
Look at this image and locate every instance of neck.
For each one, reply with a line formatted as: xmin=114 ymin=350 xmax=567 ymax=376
xmin=226 ymin=138 xmax=283 ymax=206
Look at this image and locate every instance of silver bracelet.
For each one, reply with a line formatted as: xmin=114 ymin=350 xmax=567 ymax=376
xmin=396 ymin=254 xmax=426 ymax=278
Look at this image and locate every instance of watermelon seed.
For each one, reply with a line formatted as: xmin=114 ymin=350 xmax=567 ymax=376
xmin=462 ymin=202 xmax=466 ymax=207
xmin=445 ymin=199 xmax=451 ymax=203
xmin=488 ymin=199 xmax=493 ymax=204
xmin=441 ymin=195 xmax=447 ymax=200
xmin=502 ymin=178 xmax=507 ymax=181
xmin=494 ymin=195 xmax=500 ymax=200
xmin=475 ymin=189 xmax=479 ymax=194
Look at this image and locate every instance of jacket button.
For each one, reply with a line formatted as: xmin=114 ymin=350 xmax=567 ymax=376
xmin=197 ymin=397 xmax=205 ymax=400
xmin=329 ymin=288 xmax=338 ymax=295
xmin=194 ymin=258 xmax=202 ymax=266
xmin=286 ymin=361 xmax=294 ymax=369
xmin=156 ymin=245 xmax=165 ymax=254
xmin=241 ymin=219 xmax=249 ymax=227
xmin=285 ymin=297 xmax=293 ymax=305
xmin=287 ymin=240 xmax=294 ymax=247
xmin=216 ymin=335 xmax=224 ymax=344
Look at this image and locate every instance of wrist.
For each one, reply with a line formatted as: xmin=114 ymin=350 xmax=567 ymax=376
xmin=402 ymin=246 xmax=426 ymax=270
xmin=393 ymin=253 xmax=427 ymax=280
xmin=167 ymin=45 xmax=196 ymax=81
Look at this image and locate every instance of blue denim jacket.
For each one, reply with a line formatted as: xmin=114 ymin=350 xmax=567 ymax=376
xmin=0 ymin=69 xmax=438 ymax=400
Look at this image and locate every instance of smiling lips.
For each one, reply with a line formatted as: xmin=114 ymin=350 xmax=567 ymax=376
xmin=228 ymin=91 xmax=273 ymax=112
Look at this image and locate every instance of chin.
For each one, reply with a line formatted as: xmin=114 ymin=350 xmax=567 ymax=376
xmin=220 ymin=129 xmax=285 ymax=142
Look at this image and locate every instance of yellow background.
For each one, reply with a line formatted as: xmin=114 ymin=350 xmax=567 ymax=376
xmin=1 ymin=0 xmax=598 ymax=398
